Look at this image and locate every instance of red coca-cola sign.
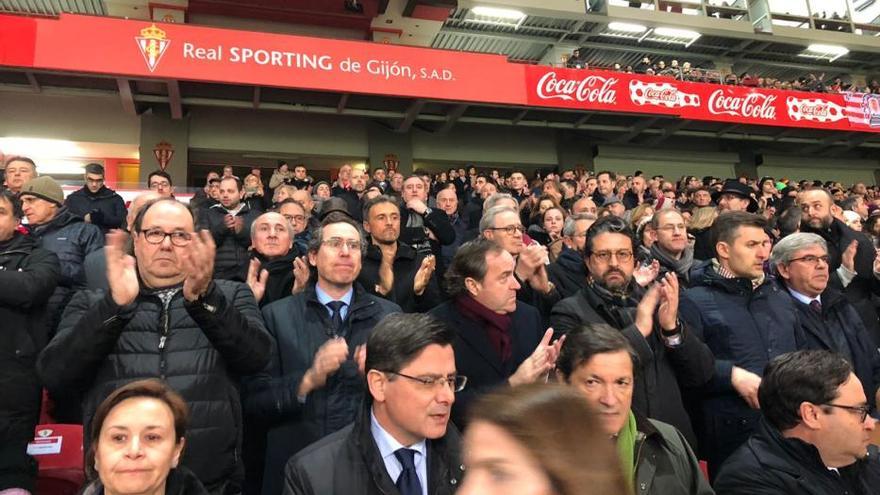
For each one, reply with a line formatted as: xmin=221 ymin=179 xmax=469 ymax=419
xmin=535 ymin=71 xmax=617 ymax=105
xmin=707 ymin=89 xmax=777 ymax=120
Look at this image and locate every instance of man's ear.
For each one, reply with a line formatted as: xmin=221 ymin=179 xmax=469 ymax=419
xmin=799 ymin=401 xmax=823 ymax=430
xmin=716 ymin=241 xmax=730 ymax=261
xmin=464 ymin=277 xmax=481 ymax=298
xmin=367 ymin=369 xmax=388 ymax=403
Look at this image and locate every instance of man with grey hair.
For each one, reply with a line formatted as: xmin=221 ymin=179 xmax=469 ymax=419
xmin=482 ymin=192 xmax=518 ymax=213
xmin=771 ymin=232 xmax=880 ymax=411
xmin=547 ymin=213 xmax=595 ymax=298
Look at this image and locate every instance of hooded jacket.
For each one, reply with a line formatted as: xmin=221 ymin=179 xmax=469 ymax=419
xmin=64 ymin=185 xmax=126 ymax=233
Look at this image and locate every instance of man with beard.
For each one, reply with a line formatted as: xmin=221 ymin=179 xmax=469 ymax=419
xmin=648 ymin=209 xmax=695 ymax=287
xmin=205 ymin=176 xmax=259 ymax=281
xmin=623 ymin=174 xmax=649 ymax=210
xmin=358 ymin=195 xmax=441 ymax=312
xmin=798 ymin=187 xmax=880 ymax=345
xmin=591 ymin=171 xmax=620 ymax=207
xmin=550 ymin=216 xmax=714 ymax=449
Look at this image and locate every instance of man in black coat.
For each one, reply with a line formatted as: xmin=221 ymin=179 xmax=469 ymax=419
xmin=0 ymin=190 xmax=60 ymax=494
xmin=429 ymin=238 xmax=563 ymax=429
xmin=798 ymin=187 xmax=880 ymax=346
xmin=715 ymin=351 xmax=880 ymax=495
xmin=399 ymin=176 xmax=455 ymax=258
xmin=37 ymin=198 xmax=271 ymax=494
xmin=244 ymin=215 xmax=400 ymax=495
xmin=245 ymin=211 xmax=307 ymax=308
xmin=358 ymin=195 xmax=442 ymax=313
xmin=203 ymin=176 xmax=259 ymax=282
xmin=551 ymin=216 xmax=714 ymax=449
xmin=283 ymin=313 xmax=464 ymax=495
xmin=647 ymin=209 xmax=696 ymax=288
xmin=64 ymin=163 xmax=126 ymax=233
xmin=770 ymin=232 xmax=880 ymax=411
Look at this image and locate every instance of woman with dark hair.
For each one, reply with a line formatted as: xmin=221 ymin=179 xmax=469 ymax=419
xmin=83 ymin=379 xmax=207 ymax=495
xmin=459 ymin=383 xmax=627 ymax=495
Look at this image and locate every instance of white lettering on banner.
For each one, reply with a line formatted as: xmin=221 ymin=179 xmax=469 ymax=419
xmin=629 ymin=80 xmax=700 ymax=108
xmin=707 ymin=90 xmax=777 ymax=120
xmin=227 ymin=47 xmax=333 ymax=70
xmin=182 ymin=42 xmax=222 ymax=61
xmin=535 ymin=72 xmax=617 ymax=104
xmin=366 ymin=60 xmax=414 ymax=80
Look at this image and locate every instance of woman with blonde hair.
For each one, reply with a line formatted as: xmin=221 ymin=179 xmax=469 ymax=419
xmin=459 ymin=384 xmax=627 ymax=495
xmin=688 ymin=206 xmax=718 ymax=260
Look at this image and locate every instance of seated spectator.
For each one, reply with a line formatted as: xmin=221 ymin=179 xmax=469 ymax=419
xmin=714 ymin=351 xmax=880 ymax=494
xmin=429 ymin=238 xmax=561 ymax=428
xmin=64 ymin=163 xmax=126 ymax=233
xmin=558 ymin=324 xmax=714 ymax=495
xmin=204 ymin=177 xmax=259 ymax=281
xmin=3 ymin=156 xmax=38 ymax=195
xmin=547 ymin=213 xmax=595 ymax=298
xmin=283 ymin=313 xmax=464 ymax=495
xmin=244 ymin=215 xmax=400 ymax=495
xmin=38 ymin=198 xmax=271 ymax=492
xmin=0 ymin=189 xmax=60 ymax=494
xmin=358 ymin=195 xmax=441 ymax=313
xmin=771 ymin=233 xmax=880 ymax=410
xmin=84 ymin=379 xmax=208 ymax=495
xmin=458 ymin=383 xmax=627 ymax=495
xmin=551 ymin=216 xmax=713 ymax=447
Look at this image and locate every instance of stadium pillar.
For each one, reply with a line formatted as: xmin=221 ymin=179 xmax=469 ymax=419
xmin=368 ymin=122 xmax=413 ymax=176
xmin=138 ymin=109 xmax=190 ymax=188
xmin=556 ymin=130 xmax=595 ymax=173
xmin=736 ymin=149 xmax=759 ymax=180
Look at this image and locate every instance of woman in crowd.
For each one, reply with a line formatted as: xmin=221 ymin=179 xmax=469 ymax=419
xmin=459 ymin=384 xmax=627 ymax=495
xmin=243 ymin=174 xmax=267 ymax=212
xmin=268 ymin=162 xmax=293 ymax=190
xmin=83 ymin=379 xmax=207 ymax=495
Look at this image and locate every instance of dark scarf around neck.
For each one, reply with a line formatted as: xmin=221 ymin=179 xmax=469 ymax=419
xmin=456 ymin=294 xmax=513 ymax=363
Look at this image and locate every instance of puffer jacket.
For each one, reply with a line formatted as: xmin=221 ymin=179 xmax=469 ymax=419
xmin=64 ymin=185 xmax=126 ymax=233
xmin=26 ymin=207 xmax=104 ymax=333
xmin=203 ymin=203 xmax=259 ymax=282
xmin=244 ymin=283 xmax=400 ymax=495
xmin=546 ymin=246 xmax=588 ymax=299
xmin=680 ymin=260 xmax=803 ymax=475
xmin=37 ymin=280 xmax=271 ymax=494
xmin=0 ymin=232 xmax=59 ymax=492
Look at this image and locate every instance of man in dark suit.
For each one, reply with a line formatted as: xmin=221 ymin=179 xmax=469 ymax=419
xmin=429 ymin=238 xmax=563 ymax=429
xmin=283 ymin=313 xmax=464 ymax=495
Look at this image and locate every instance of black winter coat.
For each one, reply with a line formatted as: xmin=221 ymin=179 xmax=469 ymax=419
xmin=399 ymin=207 xmax=455 ymax=258
xmin=37 ymin=280 xmax=271 ymax=493
xmin=690 ymin=227 xmax=714 ymax=261
xmin=203 ymin=204 xmax=259 ymax=282
xmin=358 ymin=242 xmax=443 ymax=313
xmin=283 ymin=403 xmax=463 ymax=495
xmin=546 ymin=246 xmax=588 ymax=299
xmin=550 ymin=283 xmax=714 ymax=449
xmin=680 ymin=261 xmax=803 ymax=474
xmin=64 ymin=185 xmax=126 ymax=233
xmin=802 ymin=218 xmax=880 ymax=346
xmin=0 ymin=233 xmax=59 ymax=492
xmin=715 ymin=419 xmax=880 ymax=495
xmin=429 ymin=300 xmax=543 ymax=429
xmin=788 ymin=283 xmax=880 ymax=412
xmin=244 ymin=284 xmax=400 ymax=495
xmin=27 ymin=207 xmax=104 ymax=334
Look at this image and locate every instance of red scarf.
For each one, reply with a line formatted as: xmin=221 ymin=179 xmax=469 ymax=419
xmin=455 ymin=294 xmax=513 ymax=363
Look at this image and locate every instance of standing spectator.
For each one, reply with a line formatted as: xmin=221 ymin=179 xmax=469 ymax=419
xmin=291 ymin=164 xmax=313 ymax=191
xmin=244 ymin=215 xmax=400 ymax=495
xmin=190 ymin=172 xmax=221 ymax=212
xmin=204 ymin=177 xmax=259 ymax=282
xmin=332 ymin=164 xmax=361 ymax=221
xmin=592 ymin=171 xmax=620 ymax=207
xmin=649 ymin=209 xmax=695 ymax=286
xmin=0 ymin=190 xmax=59 ymax=495
xmin=436 ymin=185 xmax=469 ymax=272
xmin=243 ymin=173 xmax=269 ymax=213
xmin=64 ymin=163 xmax=126 ymax=233
xmin=246 ymin=211 xmax=306 ymax=308
xmin=148 ymin=170 xmax=174 ymax=198
xmin=429 ymin=239 xmax=562 ymax=428
xmin=550 ymin=216 xmax=713 ymax=448
xmin=623 ymin=174 xmax=649 ymax=210
xmin=283 ymin=313 xmax=464 ymax=495
xmin=38 ymin=198 xmax=271 ymax=493
xmin=371 ymin=167 xmax=388 ymax=191
xmin=277 ymin=197 xmax=313 ymax=254
xmin=680 ymin=212 xmax=802 ymax=476
xmin=799 ymin=187 xmax=880 ymax=345
xmin=400 ymin=176 xmax=455 ymax=258
xmin=714 ymin=351 xmax=880 ymax=494
xmin=269 ymin=161 xmax=294 ymax=191
xmin=2 ymin=156 xmax=37 ymax=195
xmin=547 ymin=213 xmax=595 ymax=298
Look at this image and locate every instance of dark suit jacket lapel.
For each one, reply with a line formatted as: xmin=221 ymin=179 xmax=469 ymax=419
xmin=451 ymin=309 xmax=505 ymax=375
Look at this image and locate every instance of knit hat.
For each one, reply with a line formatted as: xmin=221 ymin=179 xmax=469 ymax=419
xmin=20 ymin=176 xmax=64 ymax=206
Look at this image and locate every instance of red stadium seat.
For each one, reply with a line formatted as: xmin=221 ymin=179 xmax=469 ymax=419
xmin=29 ymin=424 xmax=86 ymax=495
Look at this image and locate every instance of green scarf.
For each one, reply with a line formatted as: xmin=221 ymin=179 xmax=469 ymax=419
xmin=616 ymin=411 xmax=638 ymax=489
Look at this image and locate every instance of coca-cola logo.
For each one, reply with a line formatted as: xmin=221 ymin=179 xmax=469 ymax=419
xmin=708 ymin=90 xmax=777 ymax=120
xmin=644 ymin=89 xmax=678 ymax=102
xmin=536 ymin=72 xmax=617 ymax=105
xmin=800 ymin=104 xmax=828 ymax=117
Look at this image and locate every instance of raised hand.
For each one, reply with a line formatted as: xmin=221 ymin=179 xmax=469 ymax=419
xmin=406 ymin=198 xmax=428 ymax=215
xmin=246 ymin=258 xmax=269 ymax=303
xmin=509 ymin=329 xmax=560 ymax=386
xmin=299 ymin=338 xmax=350 ymax=395
xmin=182 ymin=230 xmax=216 ymax=302
xmin=292 ymin=255 xmax=309 ymax=294
xmin=634 ymin=259 xmax=660 ymax=287
xmin=635 ymin=282 xmax=662 ymax=338
xmin=842 ymin=240 xmax=858 ymax=274
xmin=105 ymin=229 xmax=139 ymax=306
xmin=656 ymin=273 xmax=680 ymax=331
xmin=413 ymin=255 xmax=436 ymax=296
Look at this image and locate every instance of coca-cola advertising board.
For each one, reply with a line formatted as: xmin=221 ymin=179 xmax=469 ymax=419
xmin=0 ymin=13 xmax=878 ymax=134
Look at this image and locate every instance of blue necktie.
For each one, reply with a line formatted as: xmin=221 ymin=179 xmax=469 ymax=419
xmin=394 ymin=448 xmax=421 ymax=495
xmin=326 ymin=300 xmax=346 ymax=337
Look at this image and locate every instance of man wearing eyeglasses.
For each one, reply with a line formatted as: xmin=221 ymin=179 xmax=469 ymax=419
xmin=648 ymin=209 xmax=695 ymax=287
xmin=551 ymin=215 xmax=714 ymax=450
xmin=38 ymin=197 xmax=271 ymax=493
xmin=715 ymin=350 xmax=880 ymax=494
xmin=147 ymin=170 xmax=174 ymax=198
xmin=771 ymin=233 xmax=880 ymax=412
xmin=245 ymin=214 xmax=400 ymax=495
xmin=283 ymin=313 xmax=464 ymax=495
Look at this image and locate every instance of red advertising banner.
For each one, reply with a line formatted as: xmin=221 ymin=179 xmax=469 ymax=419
xmin=1 ymin=13 xmax=879 ymax=134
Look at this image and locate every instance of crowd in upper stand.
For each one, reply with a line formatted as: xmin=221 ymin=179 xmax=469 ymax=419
xmin=3 ymin=154 xmax=880 ymax=495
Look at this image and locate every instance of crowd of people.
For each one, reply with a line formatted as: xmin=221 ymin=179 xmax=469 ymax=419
xmin=565 ymin=50 xmax=880 ymax=94
xmin=2 ymin=154 xmax=880 ymax=495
